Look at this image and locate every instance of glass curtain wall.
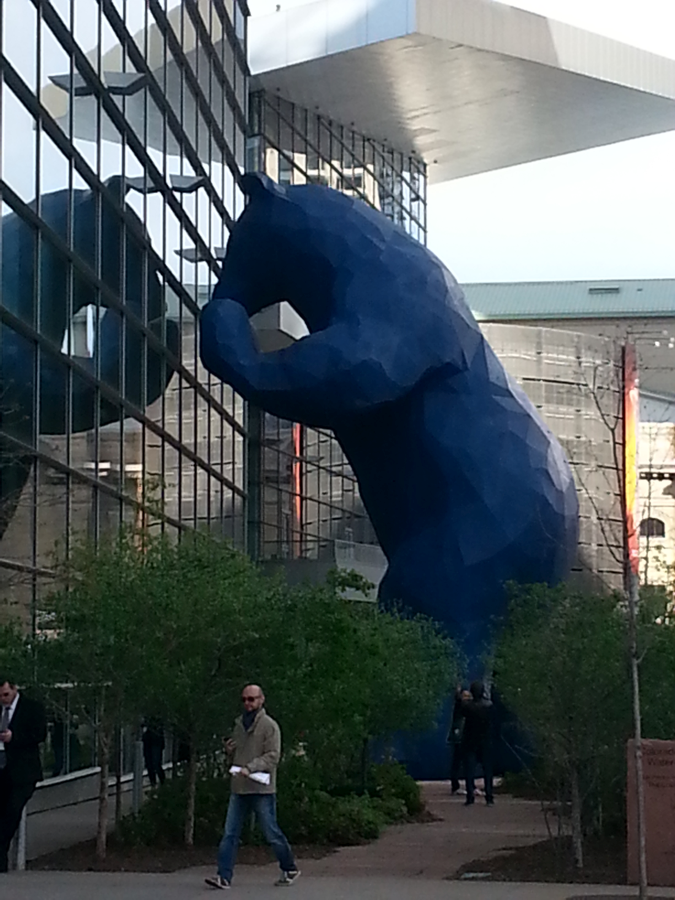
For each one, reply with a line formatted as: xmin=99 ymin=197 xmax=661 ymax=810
xmin=0 ymin=0 xmax=248 ymax=693
xmin=248 ymin=91 xmax=427 ymax=563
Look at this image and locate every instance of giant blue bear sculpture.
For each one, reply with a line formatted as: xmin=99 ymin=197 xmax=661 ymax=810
xmin=200 ymin=174 xmax=579 ymax=669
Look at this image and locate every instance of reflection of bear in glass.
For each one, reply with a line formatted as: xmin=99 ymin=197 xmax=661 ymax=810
xmin=0 ymin=179 xmax=179 ymax=536
xmin=200 ymin=174 xmax=579 ymax=670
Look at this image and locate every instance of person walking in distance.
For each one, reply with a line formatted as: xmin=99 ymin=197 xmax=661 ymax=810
xmin=459 ymin=680 xmax=495 ymax=807
xmin=447 ymin=685 xmax=468 ymax=794
xmin=142 ymin=718 xmax=166 ymax=787
xmin=205 ymin=684 xmax=299 ymax=890
xmin=0 ymin=677 xmax=47 ymax=872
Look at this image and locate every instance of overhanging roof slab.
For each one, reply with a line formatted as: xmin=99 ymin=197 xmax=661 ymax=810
xmin=249 ymin=0 xmax=675 ymax=183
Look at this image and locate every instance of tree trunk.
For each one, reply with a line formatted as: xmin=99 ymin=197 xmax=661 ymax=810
xmin=96 ymin=726 xmax=111 ymax=861
xmin=627 ymin=568 xmax=649 ymax=900
xmin=114 ymin=723 xmax=123 ymax=825
xmin=570 ymin=767 xmax=583 ymax=870
xmin=360 ymin=737 xmax=369 ymax=795
xmin=184 ymin=738 xmax=197 ymax=847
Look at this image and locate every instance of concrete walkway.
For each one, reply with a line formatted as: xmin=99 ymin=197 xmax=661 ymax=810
xmin=3 ymin=869 xmax=671 ymax=900
xmin=298 ymin=782 xmax=550 ymax=879
xmin=7 ymin=782 xmax=668 ymax=899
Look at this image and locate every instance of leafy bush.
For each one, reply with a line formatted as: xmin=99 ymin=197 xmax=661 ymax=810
xmin=118 ymin=776 xmax=230 ymax=847
xmin=118 ymin=761 xmax=419 ymax=849
xmin=368 ymin=761 xmax=423 ymax=817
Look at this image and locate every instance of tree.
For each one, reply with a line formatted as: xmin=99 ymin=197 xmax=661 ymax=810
xmin=572 ymin=343 xmax=648 ymax=896
xmin=495 ymin=582 xmax=632 ymax=869
xmin=256 ymin=571 xmax=457 ymax=790
xmin=41 ymin=527 xmax=158 ymax=860
xmin=139 ymin=533 xmax=276 ymax=846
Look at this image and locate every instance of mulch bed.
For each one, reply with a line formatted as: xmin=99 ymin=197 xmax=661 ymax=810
xmin=454 ymin=835 xmax=627 ymax=884
xmin=28 ymin=840 xmax=332 ymax=873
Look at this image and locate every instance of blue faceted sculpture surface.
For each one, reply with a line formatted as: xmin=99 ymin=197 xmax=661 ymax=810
xmin=1 ymin=179 xmax=179 ymax=536
xmin=200 ymin=174 xmax=579 ymax=668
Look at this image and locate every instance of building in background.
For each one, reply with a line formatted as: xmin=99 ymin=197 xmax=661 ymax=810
xmin=464 ymin=279 xmax=675 ymax=587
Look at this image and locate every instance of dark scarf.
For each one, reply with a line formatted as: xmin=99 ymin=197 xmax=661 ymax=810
xmin=242 ymin=708 xmax=258 ymax=731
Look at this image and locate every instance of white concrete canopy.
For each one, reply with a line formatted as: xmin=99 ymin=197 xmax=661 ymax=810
xmin=250 ymin=0 xmax=675 ymax=183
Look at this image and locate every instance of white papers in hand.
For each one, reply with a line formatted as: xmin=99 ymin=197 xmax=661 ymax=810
xmin=229 ymin=765 xmax=270 ymax=785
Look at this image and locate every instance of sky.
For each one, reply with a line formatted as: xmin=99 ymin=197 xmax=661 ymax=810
xmin=250 ymin=0 xmax=675 ymax=284
xmin=431 ymin=0 xmax=675 ymax=283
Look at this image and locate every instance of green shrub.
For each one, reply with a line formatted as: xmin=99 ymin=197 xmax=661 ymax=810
xmin=118 ymin=776 xmax=230 ymax=847
xmin=118 ymin=774 xmax=392 ymax=849
xmin=279 ymin=791 xmax=384 ymax=845
xmin=368 ymin=762 xmax=423 ymax=817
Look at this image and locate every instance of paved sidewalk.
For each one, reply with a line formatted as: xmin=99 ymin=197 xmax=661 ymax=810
xmin=298 ymin=781 xmax=550 ymax=879
xmin=2 ymin=869 xmax=670 ymax=900
xmin=9 ymin=782 xmax=664 ymax=899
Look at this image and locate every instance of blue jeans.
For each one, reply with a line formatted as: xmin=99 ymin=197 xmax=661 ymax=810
xmin=217 ymin=793 xmax=295 ymax=882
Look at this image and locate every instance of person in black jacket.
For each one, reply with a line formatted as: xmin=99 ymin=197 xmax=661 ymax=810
xmin=458 ymin=680 xmax=495 ymax=807
xmin=0 ymin=677 xmax=47 ymax=872
xmin=142 ymin=718 xmax=166 ymax=787
xmin=447 ymin=687 xmax=470 ymax=793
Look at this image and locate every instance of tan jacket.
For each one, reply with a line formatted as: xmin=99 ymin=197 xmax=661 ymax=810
xmin=230 ymin=708 xmax=281 ymax=795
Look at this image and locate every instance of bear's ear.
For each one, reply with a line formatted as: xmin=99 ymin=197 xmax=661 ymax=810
xmin=241 ymin=172 xmax=287 ymax=201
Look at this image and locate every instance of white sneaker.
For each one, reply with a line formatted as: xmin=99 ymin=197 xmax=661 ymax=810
xmin=205 ymin=875 xmax=231 ymax=889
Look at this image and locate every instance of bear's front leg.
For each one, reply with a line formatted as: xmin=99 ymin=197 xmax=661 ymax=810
xmin=200 ymin=296 xmax=456 ymax=427
xmin=200 ymin=297 xmax=258 ymax=393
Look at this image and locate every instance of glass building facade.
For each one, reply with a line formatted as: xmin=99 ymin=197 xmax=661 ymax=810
xmin=0 ymin=0 xmax=250 ymax=639
xmin=249 ymin=91 xmax=427 ymax=566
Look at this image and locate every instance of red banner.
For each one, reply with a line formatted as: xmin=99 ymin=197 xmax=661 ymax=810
xmin=623 ymin=344 xmax=639 ymax=575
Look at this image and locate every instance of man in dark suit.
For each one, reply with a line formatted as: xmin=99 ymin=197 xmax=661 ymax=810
xmin=0 ymin=676 xmax=47 ymax=872
xmin=458 ymin=680 xmax=495 ymax=807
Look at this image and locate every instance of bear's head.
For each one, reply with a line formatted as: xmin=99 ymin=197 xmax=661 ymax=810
xmin=216 ymin=173 xmax=396 ymax=332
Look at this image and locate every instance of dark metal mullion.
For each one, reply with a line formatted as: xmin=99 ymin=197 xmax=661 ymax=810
xmin=211 ymin=0 xmax=248 ymax=75
xmin=31 ymin=69 xmax=43 ymax=633
xmin=201 ymin=0 xmax=215 ymax=532
xmin=422 ymin=159 xmax=428 ymax=245
xmin=185 ymin=0 xmax=199 ymax=529
xmin=103 ymin=0 xmax=240 ymax=227
xmin=63 ymin=0 xmax=76 ymax=562
xmin=183 ymin=0 xmax=247 ymax=136
xmin=33 ymin=1 xmax=221 ymax=274
xmin=151 ymin=0 xmax=247 ymax=137
xmin=0 ymin=57 xmax=215 ymax=316
xmin=362 ymin=131 xmax=422 ymax=222
xmin=177 ymin=2 xmax=187 ymax=529
xmin=91 ymin=2 xmax=106 ymax=542
xmin=159 ymin=12 xmax=169 ymax=533
xmin=267 ymin=441 xmax=359 ymax=484
xmin=137 ymin=0 xmax=150 ymax=530
xmin=0 ymin=556 xmax=56 ymax=579
xmin=0 ymin=309 xmax=245 ymax=497
xmin=31 ymin=4 xmax=47 ymax=631
xmin=0 ymin=182 xmax=241 ymax=434
xmin=267 ymin=94 xmax=417 ymax=200
xmin=261 ymin=99 xmax=427 ymax=232
xmin=204 ymin=0 xmax=215 ymax=532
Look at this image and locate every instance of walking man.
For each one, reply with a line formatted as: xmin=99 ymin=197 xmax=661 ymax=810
xmin=0 ymin=677 xmax=47 ymax=872
xmin=205 ymin=684 xmax=299 ymax=890
xmin=459 ymin=680 xmax=495 ymax=807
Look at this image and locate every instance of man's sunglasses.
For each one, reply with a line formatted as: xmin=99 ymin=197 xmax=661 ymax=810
xmin=242 ymin=696 xmax=259 ymax=703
